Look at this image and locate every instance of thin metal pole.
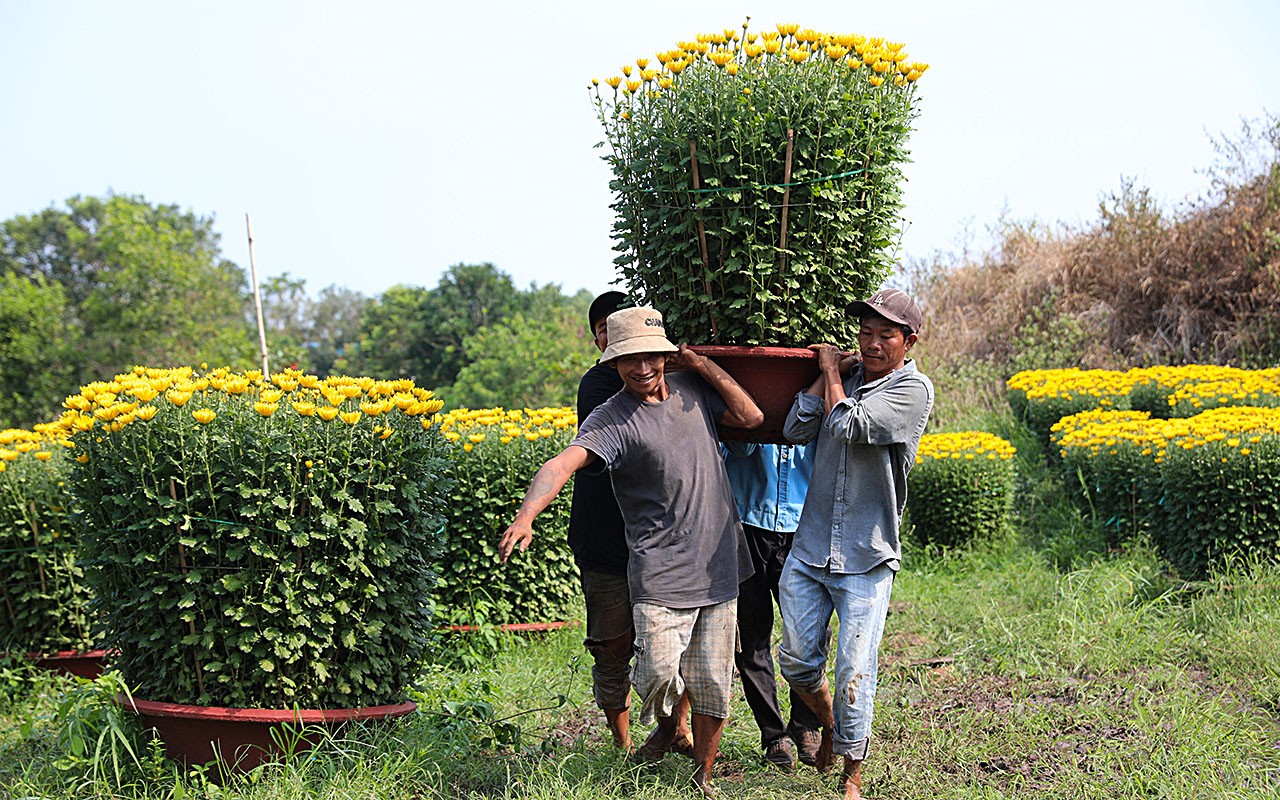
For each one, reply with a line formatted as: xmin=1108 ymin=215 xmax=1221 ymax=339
xmin=245 ymin=214 xmax=270 ymax=378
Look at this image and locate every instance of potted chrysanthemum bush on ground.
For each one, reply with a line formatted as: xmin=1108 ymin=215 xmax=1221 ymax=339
xmin=0 ymin=426 xmax=101 ymax=677
xmin=56 ymin=366 xmax=450 ymax=768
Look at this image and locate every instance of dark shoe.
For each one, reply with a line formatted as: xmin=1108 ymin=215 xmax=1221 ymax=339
xmin=763 ymin=737 xmax=795 ymax=770
xmin=792 ymin=728 xmax=822 ymax=767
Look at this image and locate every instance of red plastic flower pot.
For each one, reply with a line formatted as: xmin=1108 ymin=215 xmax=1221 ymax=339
xmin=27 ymin=649 xmax=109 ymax=679
xmin=688 ymin=345 xmax=820 ymax=443
xmin=117 ymin=696 xmax=417 ymax=771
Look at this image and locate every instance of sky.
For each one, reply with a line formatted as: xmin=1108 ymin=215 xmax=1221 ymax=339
xmin=1 ymin=0 xmax=1277 ymax=301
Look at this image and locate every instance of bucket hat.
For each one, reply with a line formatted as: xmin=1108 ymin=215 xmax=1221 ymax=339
xmin=600 ymin=306 xmax=679 ymax=363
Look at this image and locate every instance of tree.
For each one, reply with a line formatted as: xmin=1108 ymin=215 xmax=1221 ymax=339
xmin=446 ymin=291 xmax=597 ymax=410
xmin=352 ymin=263 xmax=525 ymax=388
xmin=0 ymin=273 xmax=81 ymax=427
xmin=307 ymin=285 xmax=370 ymax=376
xmin=257 ymin=272 xmax=314 ymax=371
xmin=418 ymin=263 xmax=524 ymax=388
xmin=0 ymin=194 xmax=254 ymax=387
xmin=350 ymin=284 xmax=435 ymax=382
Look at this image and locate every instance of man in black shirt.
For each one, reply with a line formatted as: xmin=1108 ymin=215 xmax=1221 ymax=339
xmin=568 ymin=291 xmax=635 ymax=749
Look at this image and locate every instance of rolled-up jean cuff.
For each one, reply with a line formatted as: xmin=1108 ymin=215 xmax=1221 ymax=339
xmin=793 ymin=674 xmax=829 ymax=696
xmin=835 ymin=736 xmax=870 ymax=760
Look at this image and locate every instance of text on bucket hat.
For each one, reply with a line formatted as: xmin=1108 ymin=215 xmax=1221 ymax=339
xmin=600 ymin=306 xmax=679 ymax=363
xmin=847 ymin=288 xmax=923 ymax=333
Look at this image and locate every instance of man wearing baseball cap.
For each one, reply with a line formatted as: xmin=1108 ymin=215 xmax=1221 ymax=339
xmin=499 ymin=306 xmax=763 ymax=797
xmin=779 ymin=288 xmax=934 ymax=800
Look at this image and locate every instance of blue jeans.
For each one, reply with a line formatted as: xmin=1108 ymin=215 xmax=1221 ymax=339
xmin=777 ymin=556 xmax=894 ymax=759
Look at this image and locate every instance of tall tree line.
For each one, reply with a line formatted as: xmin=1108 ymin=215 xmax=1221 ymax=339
xmin=0 ymin=193 xmax=600 ymax=428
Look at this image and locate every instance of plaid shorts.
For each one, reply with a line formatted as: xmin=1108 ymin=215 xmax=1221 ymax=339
xmin=631 ymin=598 xmax=737 ymax=723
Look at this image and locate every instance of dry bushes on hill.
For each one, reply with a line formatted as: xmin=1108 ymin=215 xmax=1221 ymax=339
xmin=915 ymin=112 xmax=1280 ymax=382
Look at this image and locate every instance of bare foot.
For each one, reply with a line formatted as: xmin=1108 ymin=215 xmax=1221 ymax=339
xmin=839 ymin=757 xmax=863 ymax=799
xmin=815 ymin=726 xmax=834 ymax=773
xmin=631 ymin=724 xmax=676 ymax=763
xmin=670 ymin=729 xmax=695 ymax=758
xmin=691 ymin=764 xmax=717 ymax=797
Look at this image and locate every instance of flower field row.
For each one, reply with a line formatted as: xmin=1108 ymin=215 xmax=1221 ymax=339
xmin=1010 ymin=366 xmax=1280 ymax=578
xmin=433 ymin=406 xmax=581 ymax=626
xmin=0 ymin=428 xmax=93 ymax=654
xmin=1008 ymin=365 xmax=1280 ymax=443
xmin=908 ymin=432 xmax=1017 ymax=549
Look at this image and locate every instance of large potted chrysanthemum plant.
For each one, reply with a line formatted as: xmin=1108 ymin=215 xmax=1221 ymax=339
xmin=592 ymin=20 xmax=927 ymax=440
xmin=59 ymin=366 xmax=449 ymax=770
xmin=0 ymin=426 xmax=102 ymax=678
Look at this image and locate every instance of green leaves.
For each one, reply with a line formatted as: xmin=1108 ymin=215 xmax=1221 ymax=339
xmin=595 ymin=51 xmax=918 ymax=346
xmin=0 ymin=443 xmax=95 ymax=653
xmin=908 ymin=453 xmax=1016 ymax=549
xmin=435 ymin=427 xmax=579 ymax=625
xmin=70 ymin=372 xmax=452 ymax=709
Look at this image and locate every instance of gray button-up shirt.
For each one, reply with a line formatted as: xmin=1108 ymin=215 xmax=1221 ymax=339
xmin=783 ymin=360 xmax=933 ymax=574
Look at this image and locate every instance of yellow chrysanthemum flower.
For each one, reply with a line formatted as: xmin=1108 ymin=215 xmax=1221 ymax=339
xmin=192 ymin=409 xmax=216 ymax=424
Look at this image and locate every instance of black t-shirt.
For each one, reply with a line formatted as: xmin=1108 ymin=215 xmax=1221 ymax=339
xmin=567 ymin=362 xmax=628 ymax=574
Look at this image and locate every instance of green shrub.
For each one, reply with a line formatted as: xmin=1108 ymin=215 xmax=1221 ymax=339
xmin=1055 ymin=405 xmax=1280 ymax=579
xmin=1147 ymin=435 xmax=1280 ymax=580
xmin=61 ymin=366 xmax=449 ymax=708
xmin=0 ymin=429 xmax=94 ymax=653
xmin=907 ymin=432 xmax=1016 ymax=549
xmin=433 ymin=408 xmax=580 ymax=624
xmin=1051 ymin=409 xmax=1155 ymax=545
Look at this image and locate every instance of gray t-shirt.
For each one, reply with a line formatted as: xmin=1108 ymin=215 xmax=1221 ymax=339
xmin=572 ymin=371 xmax=751 ymax=608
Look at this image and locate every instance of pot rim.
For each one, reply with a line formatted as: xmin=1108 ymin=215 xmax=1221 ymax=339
xmin=118 ymin=695 xmax=417 ymax=724
xmin=21 ymin=648 xmax=109 ymax=660
xmin=687 ymin=344 xmax=818 ymax=359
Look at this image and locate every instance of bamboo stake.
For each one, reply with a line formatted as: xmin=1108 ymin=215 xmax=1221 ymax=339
xmin=245 ymin=214 xmax=271 ymax=379
xmin=688 ymin=140 xmax=719 ymax=339
xmin=779 ymin=129 xmax=795 ymax=277
xmin=171 ymin=479 xmax=206 ymax=698
xmin=29 ymin=502 xmax=46 ymax=594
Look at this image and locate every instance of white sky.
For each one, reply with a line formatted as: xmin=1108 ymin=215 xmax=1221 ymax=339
xmin=1 ymin=0 xmax=1276 ymax=299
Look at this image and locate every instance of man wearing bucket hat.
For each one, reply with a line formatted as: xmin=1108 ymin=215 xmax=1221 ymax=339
xmin=499 ymin=305 xmax=763 ymax=797
xmin=567 ymin=291 xmax=690 ymax=754
xmin=779 ymin=288 xmax=934 ymax=800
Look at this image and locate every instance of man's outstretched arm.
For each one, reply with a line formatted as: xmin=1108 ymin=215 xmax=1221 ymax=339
xmin=498 ymin=444 xmax=596 ymax=562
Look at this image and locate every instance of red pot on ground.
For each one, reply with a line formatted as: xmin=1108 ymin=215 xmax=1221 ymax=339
xmin=118 ymin=696 xmax=417 ymax=771
xmin=27 ymin=649 xmax=109 ymax=679
xmin=688 ymin=345 xmax=819 ymax=443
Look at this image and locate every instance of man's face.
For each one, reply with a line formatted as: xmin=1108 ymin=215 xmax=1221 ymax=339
xmin=857 ymin=315 xmax=917 ymax=381
xmin=592 ymin=318 xmax=609 ymax=354
xmin=614 ymin=352 xmax=667 ymax=399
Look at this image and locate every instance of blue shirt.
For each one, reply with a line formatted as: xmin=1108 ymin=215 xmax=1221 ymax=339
xmin=722 ymin=442 xmax=814 ymax=533
xmin=782 ymin=361 xmax=934 ymax=574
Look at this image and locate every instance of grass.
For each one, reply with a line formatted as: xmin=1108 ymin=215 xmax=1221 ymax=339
xmin=3 ymin=427 xmax=1279 ymax=798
